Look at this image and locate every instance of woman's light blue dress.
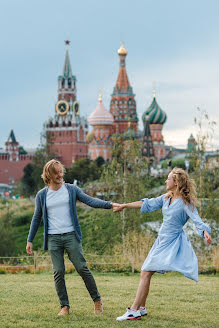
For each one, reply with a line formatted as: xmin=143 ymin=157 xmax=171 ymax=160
xmin=140 ymin=194 xmax=211 ymax=282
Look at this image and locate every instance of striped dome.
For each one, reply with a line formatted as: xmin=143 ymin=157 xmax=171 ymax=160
xmin=142 ymin=97 xmax=167 ymax=125
xmin=88 ymin=94 xmax=114 ymax=126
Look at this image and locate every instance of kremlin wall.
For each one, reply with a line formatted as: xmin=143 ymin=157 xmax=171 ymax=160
xmin=0 ymin=41 xmax=170 ymax=184
xmin=0 ymin=130 xmax=33 ymax=184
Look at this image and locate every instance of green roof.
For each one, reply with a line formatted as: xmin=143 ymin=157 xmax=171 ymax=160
xmin=142 ymin=97 xmax=167 ymax=125
xmin=8 ymin=129 xmax=17 ymax=143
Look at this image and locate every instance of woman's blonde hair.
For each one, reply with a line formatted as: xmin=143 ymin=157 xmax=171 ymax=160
xmin=165 ymin=167 xmax=197 ymax=206
xmin=41 ymin=159 xmax=65 ymax=185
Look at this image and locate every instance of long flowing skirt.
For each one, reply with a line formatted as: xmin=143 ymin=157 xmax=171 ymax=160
xmin=141 ymin=230 xmax=198 ymax=282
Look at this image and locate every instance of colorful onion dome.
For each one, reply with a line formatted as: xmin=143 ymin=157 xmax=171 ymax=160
xmin=142 ymin=92 xmax=167 ymax=125
xmin=118 ymin=42 xmax=128 ymax=56
xmin=88 ymin=93 xmax=114 ymax=126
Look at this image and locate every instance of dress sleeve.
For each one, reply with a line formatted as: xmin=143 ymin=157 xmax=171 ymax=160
xmin=184 ymin=204 xmax=211 ymax=238
xmin=140 ymin=194 xmax=164 ymax=213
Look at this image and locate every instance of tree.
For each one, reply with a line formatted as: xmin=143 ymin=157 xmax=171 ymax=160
xmin=18 ymin=146 xmax=27 ymax=155
xmin=95 ymin=156 xmax=105 ymax=168
xmin=65 ymin=158 xmax=103 ymax=185
xmin=190 ymin=108 xmax=219 ymax=221
xmin=161 ymin=158 xmax=186 ymax=170
xmin=0 ymin=216 xmax=15 ymax=256
xmin=20 ymin=163 xmax=36 ymax=196
xmin=101 ymin=136 xmax=161 ymax=254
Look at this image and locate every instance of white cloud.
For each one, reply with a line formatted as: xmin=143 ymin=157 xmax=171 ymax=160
xmin=129 ymin=54 xmax=219 ymax=148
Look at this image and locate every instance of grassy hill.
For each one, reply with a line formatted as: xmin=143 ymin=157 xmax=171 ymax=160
xmin=0 ymin=198 xmax=162 ymax=256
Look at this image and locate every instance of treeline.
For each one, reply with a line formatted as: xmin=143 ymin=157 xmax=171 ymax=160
xmin=2 ymin=118 xmax=219 ymax=260
xmin=18 ymin=155 xmax=106 ymax=197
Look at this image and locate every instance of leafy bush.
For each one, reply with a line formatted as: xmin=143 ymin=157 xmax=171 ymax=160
xmin=161 ymin=158 xmax=186 ymax=169
xmin=0 ymin=221 xmax=16 ymax=256
xmin=11 ymin=211 xmax=33 ymax=226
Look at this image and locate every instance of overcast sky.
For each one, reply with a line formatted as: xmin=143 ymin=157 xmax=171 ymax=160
xmin=1 ymin=0 xmax=219 ymax=150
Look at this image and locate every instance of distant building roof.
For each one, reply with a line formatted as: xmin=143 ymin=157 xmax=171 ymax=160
xmin=7 ymin=129 xmax=17 ymax=143
xmin=142 ymin=92 xmax=167 ymax=125
xmin=88 ymin=94 xmax=114 ymax=126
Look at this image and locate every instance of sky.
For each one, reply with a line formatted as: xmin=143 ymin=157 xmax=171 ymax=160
xmin=0 ymin=0 xmax=219 ymax=150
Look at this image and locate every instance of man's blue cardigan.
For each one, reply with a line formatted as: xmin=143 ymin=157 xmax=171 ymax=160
xmin=27 ymin=183 xmax=112 ymax=250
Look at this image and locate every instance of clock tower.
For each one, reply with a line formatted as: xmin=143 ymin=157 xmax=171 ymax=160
xmin=46 ymin=41 xmax=88 ymax=167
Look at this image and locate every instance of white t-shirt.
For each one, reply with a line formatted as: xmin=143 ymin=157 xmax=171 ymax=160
xmin=46 ymin=184 xmax=74 ymax=234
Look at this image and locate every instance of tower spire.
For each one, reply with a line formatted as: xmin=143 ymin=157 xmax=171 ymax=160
xmin=115 ymin=42 xmax=130 ymax=91
xmin=63 ymin=40 xmax=72 ymax=79
xmin=142 ymin=115 xmax=155 ymax=159
xmin=98 ymin=90 xmax=102 ymax=103
xmin=152 ymin=81 xmax=156 ymax=98
xmin=57 ymin=40 xmax=77 ymax=102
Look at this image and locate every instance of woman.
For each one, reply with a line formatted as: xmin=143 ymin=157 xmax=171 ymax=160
xmin=114 ymin=168 xmax=212 ymax=321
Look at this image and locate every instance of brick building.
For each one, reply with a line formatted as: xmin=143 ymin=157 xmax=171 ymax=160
xmin=110 ymin=43 xmax=138 ymax=135
xmin=0 ymin=130 xmax=33 ymax=184
xmin=46 ymin=41 xmax=88 ymax=167
xmin=0 ymin=41 xmax=169 ymax=185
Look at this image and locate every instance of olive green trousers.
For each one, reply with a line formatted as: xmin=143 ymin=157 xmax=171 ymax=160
xmin=48 ymin=232 xmax=100 ymax=308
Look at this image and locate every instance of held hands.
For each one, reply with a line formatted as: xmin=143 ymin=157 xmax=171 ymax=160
xmin=26 ymin=241 xmax=33 ymax=255
xmin=112 ymin=203 xmax=125 ymax=212
xmin=204 ymin=230 xmax=212 ymax=244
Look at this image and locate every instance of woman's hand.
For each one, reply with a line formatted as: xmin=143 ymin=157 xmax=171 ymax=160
xmin=204 ymin=230 xmax=212 ymax=244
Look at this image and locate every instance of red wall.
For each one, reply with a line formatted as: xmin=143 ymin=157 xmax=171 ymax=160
xmin=48 ymin=129 xmax=88 ymax=167
xmin=0 ymin=155 xmax=33 ymax=184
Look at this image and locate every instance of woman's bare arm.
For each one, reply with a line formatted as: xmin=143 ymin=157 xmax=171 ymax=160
xmin=113 ymin=201 xmax=142 ymax=212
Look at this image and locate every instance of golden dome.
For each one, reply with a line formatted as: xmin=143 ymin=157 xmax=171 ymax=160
xmin=86 ymin=130 xmax=94 ymax=143
xmin=118 ymin=42 xmax=128 ymax=56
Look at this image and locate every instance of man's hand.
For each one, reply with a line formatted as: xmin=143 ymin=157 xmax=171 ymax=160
xmin=26 ymin=241 xmax=33 ymax=255
xmin=204 ymin=230 xmax=212 ymax=244
xmin=112 ymin=203 xmax=125 ymax=212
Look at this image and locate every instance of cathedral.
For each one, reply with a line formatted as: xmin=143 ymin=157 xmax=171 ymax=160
xmin=87 ymin=42 xmax=167 ymax=162
xmin=45 ymin=41 xmax=167 ymax=165
xmin=0 ymin=41 xmax=168 ymax=184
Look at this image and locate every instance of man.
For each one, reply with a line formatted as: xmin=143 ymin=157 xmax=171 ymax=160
xmin=26 ymin=159 xmax=117 ymax=316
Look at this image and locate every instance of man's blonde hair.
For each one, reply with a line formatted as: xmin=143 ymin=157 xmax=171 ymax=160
xmin=41 ymin=159 xmax=65 ymax=185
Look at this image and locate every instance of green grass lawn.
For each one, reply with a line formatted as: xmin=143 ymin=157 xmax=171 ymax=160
xmin=0 ymin=272 xmax=218 ymax=328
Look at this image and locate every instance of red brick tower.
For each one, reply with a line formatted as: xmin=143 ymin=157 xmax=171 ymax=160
xmin=110 ymin=43 xmax=138 ymax=135
xmin=46 ymin=41 xmax=88 ymax=167
xmin=0 ymin=130 xmax=33 ymax=184
xmin=5 ymin=130 xmax=19 ymax=162
xmin=87 ymin=93 xmax=114 ymax=160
